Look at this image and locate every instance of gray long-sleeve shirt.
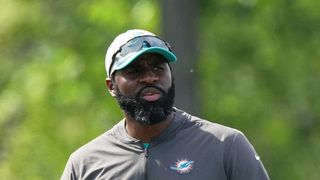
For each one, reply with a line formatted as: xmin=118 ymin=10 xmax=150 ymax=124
xmin=61 ymin=109 xmax=269 ymax=180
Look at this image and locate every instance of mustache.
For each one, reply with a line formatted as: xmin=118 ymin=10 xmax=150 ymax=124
xmin=135 ymin=85 xmax=166 ymax=99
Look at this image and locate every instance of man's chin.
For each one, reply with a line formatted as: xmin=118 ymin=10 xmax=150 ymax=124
xmin=135 ymin=109 xmax=168 ymax=125
xmin=115 ymin=83 xmax=175 ymax=125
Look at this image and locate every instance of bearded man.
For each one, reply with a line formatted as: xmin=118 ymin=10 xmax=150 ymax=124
xmin=61 ymin=29 xmax=269 ymax=180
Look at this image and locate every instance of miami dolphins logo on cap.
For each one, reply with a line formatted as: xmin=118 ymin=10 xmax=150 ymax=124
xmin=170 ymin=158 xmax=194 ymax=174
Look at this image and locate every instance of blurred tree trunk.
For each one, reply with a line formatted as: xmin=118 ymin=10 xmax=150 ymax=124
xmin=161 ymin=0 xmax=199 ymax=115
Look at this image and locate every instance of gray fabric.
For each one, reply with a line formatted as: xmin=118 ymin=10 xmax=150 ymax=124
xmin=61 ymin=109 xmax=269 ymax=180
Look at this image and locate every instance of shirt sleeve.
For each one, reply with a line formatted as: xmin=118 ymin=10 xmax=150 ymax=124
xmin=61 ymin=155 xmax=78 ymax=180
xmin=226 ymin=132 xmax=270 ymax=180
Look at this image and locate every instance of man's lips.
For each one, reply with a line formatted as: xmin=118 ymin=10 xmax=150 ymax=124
xmin=139 ymin=87 xmax=162 ymax=102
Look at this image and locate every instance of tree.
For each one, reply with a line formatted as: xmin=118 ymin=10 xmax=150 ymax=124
xmin=161 ymin=0 xmax=199 ymax=114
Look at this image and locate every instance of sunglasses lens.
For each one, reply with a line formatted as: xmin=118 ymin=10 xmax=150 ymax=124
xmin=119 ymin=36 xmax=170 ymax=57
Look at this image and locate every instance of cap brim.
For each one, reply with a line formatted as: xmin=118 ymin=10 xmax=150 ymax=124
xmin=111 ymin=47 xmax=177 ymax=75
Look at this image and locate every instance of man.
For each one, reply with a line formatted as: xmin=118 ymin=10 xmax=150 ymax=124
xmin=61 ymin=29 xmax=269 ymax=180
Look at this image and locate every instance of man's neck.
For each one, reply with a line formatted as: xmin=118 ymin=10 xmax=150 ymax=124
xmin=124 ymin=112 xmax=174 ymax=143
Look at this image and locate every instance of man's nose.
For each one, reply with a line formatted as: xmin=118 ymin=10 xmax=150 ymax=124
xmin=139 ymin=69 xmax=158 ymax=84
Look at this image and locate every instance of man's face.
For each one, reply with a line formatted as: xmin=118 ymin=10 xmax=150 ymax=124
xmin=111 ymin=53 xmax=175 ymax=125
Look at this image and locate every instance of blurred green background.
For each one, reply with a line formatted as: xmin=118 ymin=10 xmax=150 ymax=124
xmin=0 ymin=0 xmax=319 ymax=179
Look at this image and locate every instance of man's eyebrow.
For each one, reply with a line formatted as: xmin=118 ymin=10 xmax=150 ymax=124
xmin=128 ymin=57 xmax=166 ymax=68
xmin=127 ymin=63 xmax=140 ymax=69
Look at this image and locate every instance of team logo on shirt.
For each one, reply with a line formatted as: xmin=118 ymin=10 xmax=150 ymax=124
xmin=170 ymin=158 xmax=194 ymax=174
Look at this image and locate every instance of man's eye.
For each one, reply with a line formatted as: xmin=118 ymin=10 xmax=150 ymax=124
xmin=153 ymin=66 xmax=164 ymax=72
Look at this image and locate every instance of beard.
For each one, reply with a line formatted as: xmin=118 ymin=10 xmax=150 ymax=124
xmin=114 ymin=83 xmax=175 ymax=125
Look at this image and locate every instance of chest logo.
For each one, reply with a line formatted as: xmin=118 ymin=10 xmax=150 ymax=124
xmin=170 ymin=159 xmax=194 ymax=174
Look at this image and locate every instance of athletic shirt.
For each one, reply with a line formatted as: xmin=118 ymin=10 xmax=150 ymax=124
xmin=61 ymin=108 xmax=269 ymax=180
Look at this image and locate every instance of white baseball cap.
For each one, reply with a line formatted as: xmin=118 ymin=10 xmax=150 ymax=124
xmin=105 ymin=29 xmax=177 ymax=77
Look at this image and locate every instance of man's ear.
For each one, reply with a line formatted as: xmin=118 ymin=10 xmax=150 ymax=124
xmin=106 ymin=78 xmax=116 ymax=97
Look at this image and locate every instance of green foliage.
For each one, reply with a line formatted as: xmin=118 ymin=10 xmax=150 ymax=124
xmin=198 ymin=0 xmax=320 ymax=179
xmin=0 ymin=0 xmax=160 ymax=179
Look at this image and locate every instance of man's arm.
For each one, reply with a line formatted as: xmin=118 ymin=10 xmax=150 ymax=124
xmin=225 ymin=132 xmax=270 ymax=180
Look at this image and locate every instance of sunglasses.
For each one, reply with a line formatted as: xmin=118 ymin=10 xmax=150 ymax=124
xmin=115 ymin=35 xmax=172 ymax=57
xmin=110 ymin=36 xmax=172 ymax=74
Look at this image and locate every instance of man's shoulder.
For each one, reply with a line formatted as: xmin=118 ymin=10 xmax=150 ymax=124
xmin=177 ymin=109 xmax=243 ymax=142
xmin=68 ymin=121 xmax=123 ymax=162
xmin=193 ymin=117 xmax=241 ymax=136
